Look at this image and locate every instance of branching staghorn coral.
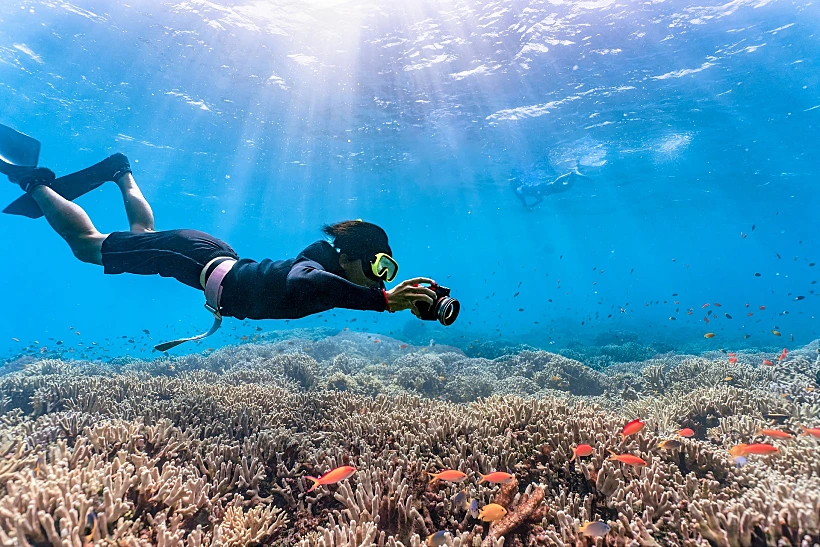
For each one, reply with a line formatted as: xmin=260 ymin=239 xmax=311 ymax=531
xmin=1 ymin=338 xmax=820 ymax=546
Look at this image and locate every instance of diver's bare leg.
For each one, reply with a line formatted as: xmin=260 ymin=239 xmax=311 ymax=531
xmin=29 ymin=186 xmax=105 ymax=264
xmin=115 ymin=173 xmax=154 ymax=232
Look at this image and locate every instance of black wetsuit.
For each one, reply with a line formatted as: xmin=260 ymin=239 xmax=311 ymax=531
xmin=101 ymin=230 xmax=388 ymax=319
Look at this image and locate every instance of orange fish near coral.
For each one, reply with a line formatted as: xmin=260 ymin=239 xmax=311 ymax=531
xmin=762 ymin=359 xmax=774 ymax=366
xmin=478 ymin=471 xmax=515 ymax=484
xmin=730 ymin=443 xmax=779 ymax=457
xmin=570 ymin=444 xmax=594 ymax=461
xmin=621 ymin=419 xmax=645 ymax=440
xmin=778 ymin=348 xmax=788 ymax=362
xmin=746 ymin=444 xmax=782 ymax=455
xmin=728 ymin=357 xmax=738 ymax=364
xmin=678 ymin=428 xmax=695 ymax=438
xmin=800 ymin=426 xmax=820 ymax=439
xmin=306 ymin=466 xmax=357 ymax=492
xmin=758 ymin=428 xmax=793 ymax=440
xmin=608 ymin=450 xmax=647 ymax=467
xmin=657 ymin=439 xmax=681 ymax=450
xmin=428 ymin=469 xmax=468 ymax=483
xmin=578 ymin=521 xmax=611 ymax=538
xmin=477 ymin=503 xmax=507 ymax=522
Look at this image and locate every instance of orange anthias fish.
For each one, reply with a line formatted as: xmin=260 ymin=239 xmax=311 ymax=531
xmin=677 ymin=428 xmax=695 ymax=438
xmin=621 ymin=419 xmax=646 ymax=440
xmin=306 ymin=466 xmax=357 ymax=492
xmin=758 ymin=428 xmax=793 ymax=440
xmin=570 ymin=444 xmax=594 ymax=461
xmin=762 ymin=359 xmax=774 ymax=366
xmin=730 ymin=443 xmax=779 ymax=457
xmin=778 ymin=348 xmax=788 ymax=362
xmin=428 ymin=469 xmax=468 ymax=483
xmin=728 ymin=356 xmax=738 ymax=364
xmin=477 ymin=503 xmax=508 ymax=522
xmin=608 ymin=450 xmax=647 ymax=467
xmin=800 ymin=426 xmax=820 ymax=439
xmin=478 ymin=471 xmax=515 ymax=484
xmin=702 ymin=303 xmax=710 ymax=309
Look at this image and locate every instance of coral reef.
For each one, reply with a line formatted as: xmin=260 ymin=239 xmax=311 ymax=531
xmin=0 ymin=333 xmax=818 ymax=546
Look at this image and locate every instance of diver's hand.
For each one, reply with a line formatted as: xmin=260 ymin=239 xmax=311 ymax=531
xmin=386 ymin=277 xmax=436 ymax=316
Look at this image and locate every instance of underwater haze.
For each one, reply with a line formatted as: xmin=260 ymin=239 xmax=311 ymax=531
xmin=4 ymin=2 xmax=820 ymax=547
xmin=1 ymin=0 xmax=819 ymax=359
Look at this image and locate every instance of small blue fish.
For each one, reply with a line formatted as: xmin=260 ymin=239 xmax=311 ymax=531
xmin=469 ymin=498 xmax=479 ymax=518
xmin=452 ymin=490 xmax=469 ymax=511
xmin=85 ymin=511 xmax=97 ymax=542
xmin=733 ymin=455 xmax=748 ymax=468
xmin=427 ymin=531 xmax=448 ymax=547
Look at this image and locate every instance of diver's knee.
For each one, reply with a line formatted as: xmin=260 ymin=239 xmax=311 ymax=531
xmin=70 ymin=234 xmax=104 ymax=265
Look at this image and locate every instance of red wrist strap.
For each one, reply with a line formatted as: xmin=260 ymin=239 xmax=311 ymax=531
xmin=382 ymin=289 xmax=393 ymax=312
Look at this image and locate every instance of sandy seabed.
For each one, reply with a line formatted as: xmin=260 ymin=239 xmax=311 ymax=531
xmin=1 ymin=331 xmax=818 ymax=546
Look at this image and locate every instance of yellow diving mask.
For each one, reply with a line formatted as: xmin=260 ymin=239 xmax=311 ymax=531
xmin=369 ymin=252 xmax=398 ymax=282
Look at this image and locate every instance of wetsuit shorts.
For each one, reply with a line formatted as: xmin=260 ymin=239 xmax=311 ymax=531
xmin=101 ymin=229 xmax=239 ymax=289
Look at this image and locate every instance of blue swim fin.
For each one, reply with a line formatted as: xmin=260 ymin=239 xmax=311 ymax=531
xmin=0 ymin=123 xmax=40 ymax=168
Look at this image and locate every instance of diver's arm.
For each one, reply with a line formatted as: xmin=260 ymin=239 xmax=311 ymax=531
xmin=286 ymin=264 xmax=388 ymax=311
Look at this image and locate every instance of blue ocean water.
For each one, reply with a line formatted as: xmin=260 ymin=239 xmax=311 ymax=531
xmin=0 ymin=0 xmax=818 ymax=363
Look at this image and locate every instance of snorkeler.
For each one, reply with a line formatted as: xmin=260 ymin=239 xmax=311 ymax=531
xmin=0 ymin=123 xmax=442 ymax=351
xmin=512 ymin=167 xmax=591 ymax=209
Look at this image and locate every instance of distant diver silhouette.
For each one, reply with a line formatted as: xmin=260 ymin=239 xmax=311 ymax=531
xmin=512 ymin=167 xmax=591 ymax=209
xmin=1 ymin=123 xmax=455 ymax=352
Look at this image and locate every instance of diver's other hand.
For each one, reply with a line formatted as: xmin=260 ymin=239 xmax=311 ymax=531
xmin=386 ymin=277 xmax=436 ymax=315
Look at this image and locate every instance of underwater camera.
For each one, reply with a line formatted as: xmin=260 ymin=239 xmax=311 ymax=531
xmin=416 ymin=284 xmax=460 ymax=326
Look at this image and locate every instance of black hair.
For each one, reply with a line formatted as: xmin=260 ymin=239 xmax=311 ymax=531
xmin=322 ymin=220 xmax=392 ymax=260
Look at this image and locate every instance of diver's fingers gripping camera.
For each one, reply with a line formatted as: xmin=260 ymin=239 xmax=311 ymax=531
xmin=415 ymin=284 xmax=460 ymax=326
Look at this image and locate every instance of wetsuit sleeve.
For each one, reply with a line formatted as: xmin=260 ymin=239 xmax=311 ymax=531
xmin=286 ymin=263 xmax=387 ymax=312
